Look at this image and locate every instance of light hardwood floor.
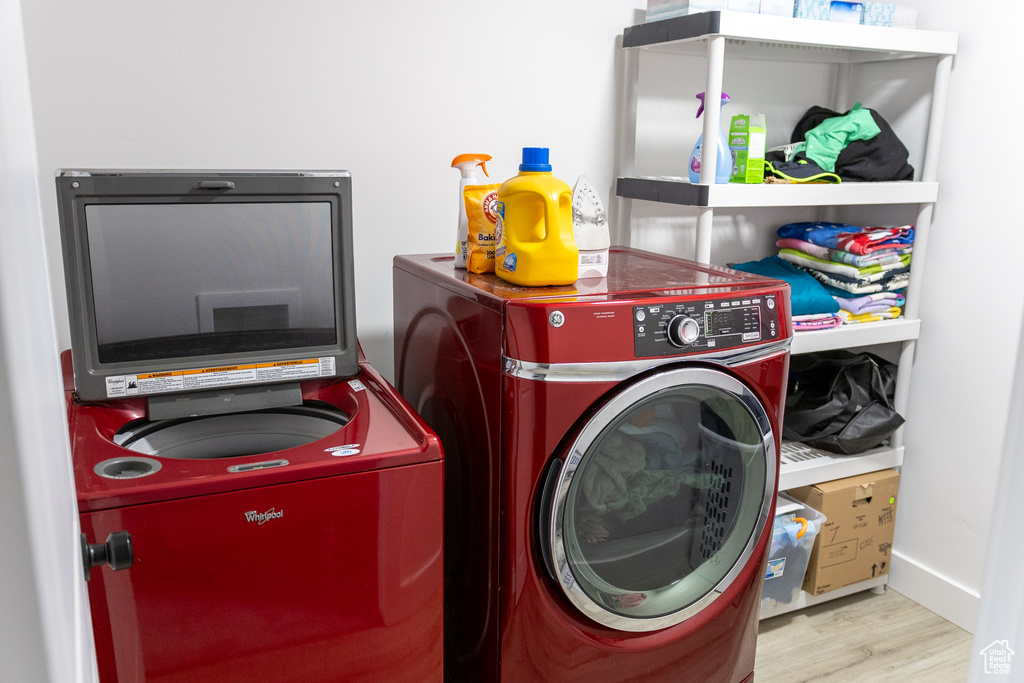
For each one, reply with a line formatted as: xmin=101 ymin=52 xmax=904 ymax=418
xmin=756 ymin=587 xmax=975 ymax=682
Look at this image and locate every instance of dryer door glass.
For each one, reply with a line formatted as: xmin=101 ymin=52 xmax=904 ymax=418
xmin=547 ymin=366 xmax=775 ymax=632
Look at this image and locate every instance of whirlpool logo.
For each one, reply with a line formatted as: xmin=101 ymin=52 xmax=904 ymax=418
xmin=244 ymin=508 xmax=284 ymax=525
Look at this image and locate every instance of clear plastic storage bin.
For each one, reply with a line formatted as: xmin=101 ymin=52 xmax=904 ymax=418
xmin=760 ymin=493 xmax=826 ymax=614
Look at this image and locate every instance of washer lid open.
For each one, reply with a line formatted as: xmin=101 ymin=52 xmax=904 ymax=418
xmin=113 ymin=404 xmax=349 ymax=460
xmin=544 ymin=365 xmax=775 ymax=632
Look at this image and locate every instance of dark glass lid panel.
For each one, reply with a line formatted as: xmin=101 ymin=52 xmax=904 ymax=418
xmin=85 ymin=202 xmax=336 ymax=363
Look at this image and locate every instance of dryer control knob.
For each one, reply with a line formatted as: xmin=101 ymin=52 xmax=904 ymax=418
xmin=666 ymin=315 xmax=700 ymax=347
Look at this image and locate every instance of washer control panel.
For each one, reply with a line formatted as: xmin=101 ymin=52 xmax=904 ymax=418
xmin=633 ymin=293 xmax=782 ymax=357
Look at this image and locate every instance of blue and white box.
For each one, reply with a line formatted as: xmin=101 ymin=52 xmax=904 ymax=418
xmin=862 ymin=2 xmax=895 ymax=26
xmin=794 ymin=0 xmax=830 ymax=21
xmin=829 ymin=1 xmax=864 ymax=23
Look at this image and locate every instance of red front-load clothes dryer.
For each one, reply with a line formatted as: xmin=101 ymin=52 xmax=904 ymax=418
xmin=394 ymin=247 xmax=792 ymax=682
xmin=68 ymin=350 xmax=443 ymax=683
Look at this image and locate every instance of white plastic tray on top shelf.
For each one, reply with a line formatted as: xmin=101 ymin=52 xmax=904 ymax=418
xmin=622 ymin=10 xmax=958 ymax=62
xmin=778 ymin=440 xmax=903 ymax=491
xmin=791 ymin=318 xmax=920 ymax=355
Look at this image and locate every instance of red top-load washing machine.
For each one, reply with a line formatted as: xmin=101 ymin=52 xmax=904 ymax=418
xmin=57 ymin=171 xmax=443 ymax=682
xmin=66 ymin=351 xmax=443 ymax=683
xmin=394 ymin=248 xmax=791 ymax=683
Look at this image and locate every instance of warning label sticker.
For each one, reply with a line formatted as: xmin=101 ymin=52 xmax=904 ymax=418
xmin=105 ymin=358 xmax=336 ymax=398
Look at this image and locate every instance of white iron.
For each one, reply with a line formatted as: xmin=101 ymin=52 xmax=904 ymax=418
xmin=571 ymin=174 xmax=610 ymax=279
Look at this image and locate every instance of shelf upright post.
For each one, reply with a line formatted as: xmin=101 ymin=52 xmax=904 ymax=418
xmin=904 ymin=53 xmax=953 ymax=322
xmin=820 ymin=61 xmax=852 ymax=224
xmin=613 ymin=34 xmax=640 ymax=248
xmin=695 ymin=34 xmax=727 ymax=264
xmin=695 ymin=207 xmax=714 ymax=263
xmin=832 ymin=62 xmax=852 ymax=113
xmin=920 ymin=54 xmax=954 ymax=185
xmin=891 ymin=53 xmax=954 ymax=449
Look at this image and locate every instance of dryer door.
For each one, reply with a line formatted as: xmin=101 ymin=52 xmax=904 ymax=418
xmin=544 ymin=365 xmax=775 ymax=632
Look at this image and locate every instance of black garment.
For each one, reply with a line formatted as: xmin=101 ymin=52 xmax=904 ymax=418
xmin=764 ymin=155 xmax=841 ymax=183
xmin=790 ymin=105 xmax=914 ymax=182
xmin=783 ymin=350 xmax=905 ymax=455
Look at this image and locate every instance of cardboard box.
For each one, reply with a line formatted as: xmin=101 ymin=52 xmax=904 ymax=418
xmin=786 ymin=469 xmax=899 ymax=596
xmin=728 ymin=114 xmax=766 ymax=184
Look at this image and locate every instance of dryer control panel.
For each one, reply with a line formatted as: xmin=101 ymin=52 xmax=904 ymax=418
xmin=632 ymin=293 xmax=782 ymax=357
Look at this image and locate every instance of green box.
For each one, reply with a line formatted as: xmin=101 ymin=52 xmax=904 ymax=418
xmin=728 ymin=114 xmax=766 ymax=184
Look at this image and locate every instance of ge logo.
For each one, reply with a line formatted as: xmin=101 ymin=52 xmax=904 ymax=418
xmin=549 ymin=311 xmax=565 ymax=328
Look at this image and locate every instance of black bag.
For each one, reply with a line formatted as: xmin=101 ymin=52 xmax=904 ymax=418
xmin=790 ymin=105 xmax=915 ymax=182
xmin=783 ymin=350 xmax=904 ymax=455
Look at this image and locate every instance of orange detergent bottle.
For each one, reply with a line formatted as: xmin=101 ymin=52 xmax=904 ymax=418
xmin=494 ymin=147 xmax=578 ymax=287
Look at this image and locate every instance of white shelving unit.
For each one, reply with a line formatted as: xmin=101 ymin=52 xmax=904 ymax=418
xmin=615 ymin=11 xmax=958 ymax=617
xmin=790 ymin=317 xmax=920 ymax=355
xmin=759 ymin=574 xmax=889 ymax=620
xmin=779 ymin=441 xmax=904 ymax=491
xmin=617 ymin=178 xmax=939 ymax=208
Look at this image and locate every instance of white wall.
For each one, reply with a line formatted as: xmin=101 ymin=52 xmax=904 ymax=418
xmin=879 ymin=1 xmax=1024 ymax=632
xmin=16 ymin=0 xmax=1021 ymax=647
xmin=2 ymin=1 xmax=96 ymax=679
xmin=21 ymin=0 xmax=648 ymax=377
xmin=970 ymin=313 xmax=1024 ymax=681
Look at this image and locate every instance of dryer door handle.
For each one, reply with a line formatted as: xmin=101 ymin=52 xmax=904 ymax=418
xmin=81 ymin=531 xmax=134 ymax=581
xmin=537 ymin=459 xmax=562 ymax=582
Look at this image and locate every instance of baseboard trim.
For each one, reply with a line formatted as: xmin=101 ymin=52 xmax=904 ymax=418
xmin=889 ymin=551 xmax=980 ymax=633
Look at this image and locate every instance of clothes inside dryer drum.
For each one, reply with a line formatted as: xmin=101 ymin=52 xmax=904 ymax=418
xmin=114 ymin=405 xmax=349 ymax=459
xmin=563 ymin=385 xmax=766 ymax=619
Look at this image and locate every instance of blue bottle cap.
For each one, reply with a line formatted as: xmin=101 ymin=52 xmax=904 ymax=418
xmin=519 ymin=147 xmax=552 ymax=172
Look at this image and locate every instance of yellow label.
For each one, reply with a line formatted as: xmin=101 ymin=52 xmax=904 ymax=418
xmin=105 ymin=357 xmax=336 ymax=398
xmin=464 ymin=183 xmax=501 ymax=274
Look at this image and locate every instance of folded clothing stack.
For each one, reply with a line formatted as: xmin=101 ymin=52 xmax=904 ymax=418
xmin=834 ymin=292 xmax=906 ymax=324
xmin=732 ymin=220 xmax=913 ymax=330
xmin=775 ymin=221 xmax=912 ymax=325
xmin=730 ymin=254 xmax=843 ymax=332
xmin=789 ymin=312 xmax=844 ymax=330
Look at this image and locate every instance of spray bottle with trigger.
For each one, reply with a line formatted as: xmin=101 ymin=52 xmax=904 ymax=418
xmin=451 ymin=154 xmax=492 ymax=269
xmin=688 ymin=92 xmax=733 ymax=184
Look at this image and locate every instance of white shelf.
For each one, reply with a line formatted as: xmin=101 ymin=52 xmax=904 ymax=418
xmin=624 ymin=11 xmax=958 ymax=62
xmin=791 ymin=318 xmax=920 ymax=355
xmin=616 ymin=12 xmax=955 ymax=620
xmin=616 ymin=177 xmax=938 ymax=208
xmin=779 ymin=441 xmax=903 ymax=491
xmin=759 ymin=575 xmax=888 ymax=620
